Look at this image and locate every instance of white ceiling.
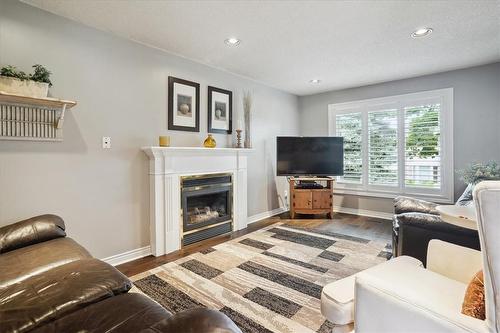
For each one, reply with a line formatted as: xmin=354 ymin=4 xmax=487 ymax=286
xmin=22 ymin=0 xmax=500 ymax=96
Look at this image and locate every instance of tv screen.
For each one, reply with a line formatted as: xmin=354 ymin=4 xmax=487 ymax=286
xmin=277 ymin=136 xmax=344 ymax=176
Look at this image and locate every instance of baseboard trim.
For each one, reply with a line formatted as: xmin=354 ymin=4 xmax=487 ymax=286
xmin=333 ymin=206 xmax=393 ymax=220
xmin=102 ymin=206 xmax=390 ymax=266
xmin=248 ymin=207 xmax=287 ymax=224
xmin=102 ymin=245 xmax=152 ymax=266
xmin=247 ymin=205 xmax=392 ymax=223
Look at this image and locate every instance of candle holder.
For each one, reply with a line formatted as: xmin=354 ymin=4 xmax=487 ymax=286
xmin=159 ymin=136 xmax=170 ymax=147
xmin=236 ymin=129 xmax=243 ymax=148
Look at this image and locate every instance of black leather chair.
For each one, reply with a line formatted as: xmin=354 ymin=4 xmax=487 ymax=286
xmin=392 ymin=196 xmax=480 ymax=266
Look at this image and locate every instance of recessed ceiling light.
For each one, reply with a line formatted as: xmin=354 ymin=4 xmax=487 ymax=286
xmin=224 ymin=38 xmax=241 ymax=46
xmin=309 ymin=79 xmax=321 ymax=84
xmin=411 ymin=27 xmax=433 ymax=38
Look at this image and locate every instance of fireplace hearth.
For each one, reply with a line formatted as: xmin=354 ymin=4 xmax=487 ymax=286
xmin=181 ymin=173 xmax=233 ymax=246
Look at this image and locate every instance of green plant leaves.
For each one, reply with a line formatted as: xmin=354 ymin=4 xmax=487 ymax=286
xmin=0 ymin=64 xmax=52 ymax=87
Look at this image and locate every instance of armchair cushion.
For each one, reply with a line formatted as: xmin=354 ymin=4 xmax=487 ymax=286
xmin=427 ymin=239 xmax=483 ymax=284
xmin=394 ymin=196 xmax=439 ymax=215
xmin=321 ymin=256 xmax=422 ymax=326
xmin=0 ymin=215 xmax=66 ymax=254
xmin=354 ymin=259 xmax=487 ymax=333
xmin=457 ymin=183 xmax=474 ymax=206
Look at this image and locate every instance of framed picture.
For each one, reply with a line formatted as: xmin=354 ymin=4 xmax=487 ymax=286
xmin=208 ymin=86 xmax=232 ymax=134
xmin=168 ymin=76 xmax=200 ymax=132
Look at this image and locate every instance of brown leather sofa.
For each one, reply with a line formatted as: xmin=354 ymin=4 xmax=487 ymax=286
xmin=0 ymin=214 xmax=241 ymax=333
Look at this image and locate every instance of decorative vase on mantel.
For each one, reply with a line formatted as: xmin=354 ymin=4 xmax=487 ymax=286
xmin=203 ymin=134 xmax=216 ymax=148
xmin=243 ymin=91 xmax=252 ymax=148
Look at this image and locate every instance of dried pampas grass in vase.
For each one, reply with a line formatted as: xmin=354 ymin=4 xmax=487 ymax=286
xmin=243 ymin=91 xmax=252 ymax=148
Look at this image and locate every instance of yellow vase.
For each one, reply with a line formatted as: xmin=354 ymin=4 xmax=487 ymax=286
xmin=203 ymin=134 xmax=216 ymax=148
xmin=158 ymin=136 xmax=170 ymax=147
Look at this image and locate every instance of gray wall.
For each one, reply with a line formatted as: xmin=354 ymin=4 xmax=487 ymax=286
xmin=299 ymin=62 xmax=500 ymax=214
xmin=0 ymin=0 xmax=299 ymax=258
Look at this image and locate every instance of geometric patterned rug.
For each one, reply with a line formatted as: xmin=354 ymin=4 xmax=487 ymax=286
xmin=130 ymin=221 xmax=391 ymax=333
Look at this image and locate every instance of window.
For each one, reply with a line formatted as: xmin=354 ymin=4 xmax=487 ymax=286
xmin=328 ymin=88 xmax=453 ymax=202
xmin=404 ymin=104 xmax=441 ymax=189
xmin=335 ymin=113 xmax=362 ymax=184
xmin=368 ymin=109 xmax=398 ymax=186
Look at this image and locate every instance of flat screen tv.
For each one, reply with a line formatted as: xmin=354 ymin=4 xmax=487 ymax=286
xmin=277 ymin=136 xmax=344 ymax=176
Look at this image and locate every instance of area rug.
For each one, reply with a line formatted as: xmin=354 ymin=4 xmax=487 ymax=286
xmin=130 ymin=222 xmax=391 ymax=333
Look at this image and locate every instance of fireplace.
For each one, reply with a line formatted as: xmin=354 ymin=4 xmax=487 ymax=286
xmin=181 ymin=173 xmax=233 ymax=246
xmin=142 ymin=147 xmax=252 ymax=256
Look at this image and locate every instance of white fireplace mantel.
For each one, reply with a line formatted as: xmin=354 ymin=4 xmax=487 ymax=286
xmin=142 ymin=146 xmax=254 ymax=256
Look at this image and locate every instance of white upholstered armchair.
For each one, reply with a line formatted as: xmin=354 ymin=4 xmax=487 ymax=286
xmin=354 ymin=181 xmax=499 ymax=333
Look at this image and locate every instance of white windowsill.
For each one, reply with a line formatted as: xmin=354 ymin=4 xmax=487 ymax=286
xmin=332 ymin=187 xmax=454 ymax=204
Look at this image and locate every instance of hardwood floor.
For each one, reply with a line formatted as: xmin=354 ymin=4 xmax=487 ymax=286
xmin=116 ymin=217 xmax=277 ymax=277
xmin=116 ymin=212 xmax=392 ymax=277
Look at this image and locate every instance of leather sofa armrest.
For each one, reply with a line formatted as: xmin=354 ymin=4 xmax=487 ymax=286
xmin=394 ymin=196 xmax=439 ymax=215
xmin=0 ymin=214 xmax=66 ymax=254
xmin=427 ymin=239 xmax=482 ymax=284
xmin=394 ymin=212 xmax=448 ymax=231
xmin=151 ymin=308 xmax=243 ymax=333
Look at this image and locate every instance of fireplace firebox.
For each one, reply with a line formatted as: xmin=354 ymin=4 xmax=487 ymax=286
xmin=181 ymin=173 xmax=233 ymax=246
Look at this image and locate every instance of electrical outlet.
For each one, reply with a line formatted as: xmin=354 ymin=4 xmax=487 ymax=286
xmin=102 ymin=136 xmax=111 ymax=149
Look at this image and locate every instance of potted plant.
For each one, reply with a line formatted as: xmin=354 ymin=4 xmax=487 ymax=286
xmin=455 ymin=161 xmax=500 ymax=205
xmin=0 ymin=64 xmax=53 ymax=98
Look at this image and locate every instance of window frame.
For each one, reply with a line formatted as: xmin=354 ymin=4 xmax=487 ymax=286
xmin=328 ymin=88 xmax=454 ymax=203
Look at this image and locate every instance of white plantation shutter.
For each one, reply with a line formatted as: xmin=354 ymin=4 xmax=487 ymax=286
xmin=336 ymin=113 xmax=362 ymax=183
xmin=368 ymin=109 xmax=398 ymax=186
xmin=328 ymin=88 xmax=453 ymax=202
xmin=404 ymin=103 xmax=441 ymax=189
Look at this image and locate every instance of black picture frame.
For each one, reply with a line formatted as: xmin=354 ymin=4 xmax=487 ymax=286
xmin=168 ymin=76 xmax=200 ymax=132
xmin=208 ymin=86 xmax=232 ymax=134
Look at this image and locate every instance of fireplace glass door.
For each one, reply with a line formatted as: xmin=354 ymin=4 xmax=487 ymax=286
xmin=181 ymin=174 xmax=233 ymax=245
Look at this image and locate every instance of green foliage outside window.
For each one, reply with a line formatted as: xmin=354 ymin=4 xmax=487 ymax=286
xmin=405 ymin=105 xmax=440 ymax=159
xmin=368 ymin=110 xmax=398 ymax=185
xmin=336 ymin=113 xmax=362 ymax=183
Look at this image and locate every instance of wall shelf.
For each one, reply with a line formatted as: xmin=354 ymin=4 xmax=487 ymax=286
xmin=0 ymin=91 xmax=77 ymax=141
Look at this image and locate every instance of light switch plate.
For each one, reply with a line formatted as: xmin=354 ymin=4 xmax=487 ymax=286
xmin=102 ymin=136 xmax=111 ymax=149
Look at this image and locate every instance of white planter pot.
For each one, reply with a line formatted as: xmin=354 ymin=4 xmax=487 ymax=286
xmin=0 ymin=76 xmax=49 ymax=98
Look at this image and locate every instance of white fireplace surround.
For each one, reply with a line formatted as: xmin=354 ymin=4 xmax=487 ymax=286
xmin=142 ymin=147 xmax=254 ymax=256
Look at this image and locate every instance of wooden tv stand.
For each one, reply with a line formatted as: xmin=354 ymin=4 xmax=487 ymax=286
xmin=289 ymin=177 xmax=334 ymax=219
